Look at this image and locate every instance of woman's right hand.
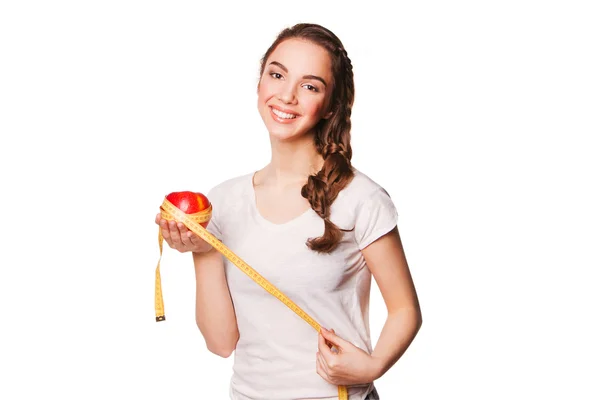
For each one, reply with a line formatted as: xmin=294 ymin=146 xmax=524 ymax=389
xmin=155 ymin=213 xmax=212 ymax=254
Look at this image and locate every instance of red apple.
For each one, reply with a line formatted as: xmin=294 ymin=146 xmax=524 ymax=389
xmin=165 ymin=191 xmax=211 ymax=227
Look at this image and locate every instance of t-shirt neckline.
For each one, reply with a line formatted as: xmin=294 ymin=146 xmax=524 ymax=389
xmin=248 ymin=171 xmax=314 ymax=230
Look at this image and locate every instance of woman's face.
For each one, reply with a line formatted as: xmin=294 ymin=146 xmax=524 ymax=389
xmin=257 ymin=38 xmax=333 ymax=142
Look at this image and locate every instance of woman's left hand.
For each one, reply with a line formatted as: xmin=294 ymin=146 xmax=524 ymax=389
xmin=316 ymin=327 xmax=382 ymax=386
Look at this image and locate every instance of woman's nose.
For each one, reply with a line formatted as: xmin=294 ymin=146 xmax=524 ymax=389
xmin=277 ymin=83 xmax=297 ymax=104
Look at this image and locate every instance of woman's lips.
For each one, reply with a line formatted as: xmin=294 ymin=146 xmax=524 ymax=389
xmin=269 ymin=106 xmax=299 ymax=124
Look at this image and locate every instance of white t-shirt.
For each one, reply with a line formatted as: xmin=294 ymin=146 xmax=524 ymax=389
xmin=206 ymin=167 xmax=398 ymax=400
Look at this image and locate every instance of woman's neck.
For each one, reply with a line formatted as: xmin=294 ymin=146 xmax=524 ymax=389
xmin=260 ymin=134 xmax=324 ymax=188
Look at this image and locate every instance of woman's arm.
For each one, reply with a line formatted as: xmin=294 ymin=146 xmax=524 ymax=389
xmin=156 ymin=214 xmax=240 ymax=357
xmin=362 ymin=226 xmax=422 ymax=379
xmin=193 ymin=247 xmax=240 ymax=358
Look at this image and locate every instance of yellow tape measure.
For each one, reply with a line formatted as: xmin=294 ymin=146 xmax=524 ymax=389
xmin=155 ymin=197 xmax=348 ymax=400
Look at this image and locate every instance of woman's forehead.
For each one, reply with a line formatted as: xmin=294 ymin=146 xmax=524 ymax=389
xmin=267 ymin=38 xmax=332 ymax=78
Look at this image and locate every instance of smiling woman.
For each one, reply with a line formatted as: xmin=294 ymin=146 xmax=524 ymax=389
xmin=156 ymin=23 xmax=422 ymax=400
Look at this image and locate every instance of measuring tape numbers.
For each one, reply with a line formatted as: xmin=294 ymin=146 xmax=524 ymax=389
xmin=155 ymin=196 xmax=349 ymax=400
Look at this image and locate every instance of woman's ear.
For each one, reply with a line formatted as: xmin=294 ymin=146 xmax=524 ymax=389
xmin=323 ymin=110 xmax=333 ymax=120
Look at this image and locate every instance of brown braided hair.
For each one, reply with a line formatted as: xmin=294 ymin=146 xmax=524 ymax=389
xmin=258 ymin=23 xmax=356 ymax=253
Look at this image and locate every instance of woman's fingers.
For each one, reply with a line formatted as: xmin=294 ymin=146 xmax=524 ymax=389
xmin=157 ymin=214 xmax=209 ymax=252
xmin=188 ymin=231 xmax=204 ymax=247
xmin=179 ymin=223 xmax=212 ymax=252
xmin=168 ymin=220 xmax=184 ymax=249
xmin=159 ymin=218 xmax=173 ymax=244
xmin=178 ymin=222 xmax=194 ymax=247
xmin=316 ymin=352 xmax=332 ymax=384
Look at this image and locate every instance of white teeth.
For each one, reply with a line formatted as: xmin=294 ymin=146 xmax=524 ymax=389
xmin=271 ymin=107 xmax=297 ymax=119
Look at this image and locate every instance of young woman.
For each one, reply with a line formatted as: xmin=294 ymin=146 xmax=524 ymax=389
xmin=156 ymin=23 xmax=422 ymax=400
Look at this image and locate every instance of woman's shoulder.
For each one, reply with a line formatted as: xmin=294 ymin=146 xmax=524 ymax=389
xmin=330 ymin=167 xmax=396 ymax=229
xmin=340 ymin=167 xmax=391 ymax=200
xmin=206 ymin=171 xmax=253 ymax=204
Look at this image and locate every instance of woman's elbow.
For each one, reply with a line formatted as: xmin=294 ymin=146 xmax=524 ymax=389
xmin=207 ymin=333 xmax=239 ymax=358
xmin=208 ymin=345 xmax=235 ymax=358
xmin=414 ymin=307 xmax=423 ymax=332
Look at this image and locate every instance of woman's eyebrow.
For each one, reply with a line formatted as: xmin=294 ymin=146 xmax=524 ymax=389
xmin=269 ymin=61 xmax=328 ymax=87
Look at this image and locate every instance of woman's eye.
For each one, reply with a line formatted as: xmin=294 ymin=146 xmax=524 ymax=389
xmin=303 ymin=84 xmax=318 ymax=92
xmin=270 ymin=72 xmax=283 ymax=79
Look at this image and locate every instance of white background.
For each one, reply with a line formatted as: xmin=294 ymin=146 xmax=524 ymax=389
xmin=1 ymin=1 xmax=598 ymax=399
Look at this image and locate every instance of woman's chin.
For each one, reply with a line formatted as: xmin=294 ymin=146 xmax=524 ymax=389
xmin=267 ymin=128 xmax=313 ymax=143
xmin=266 ymin=125 xmax=295 ymax=139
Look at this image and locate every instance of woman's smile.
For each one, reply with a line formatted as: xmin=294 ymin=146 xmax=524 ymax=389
xmin=270 ymin=105 xmax=299 ymax=124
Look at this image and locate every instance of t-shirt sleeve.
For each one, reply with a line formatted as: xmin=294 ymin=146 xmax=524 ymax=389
xmin=354 ymin=187 xmax=399 ymax=250
xmin=205 ymin=186 xmax=223 ymax=241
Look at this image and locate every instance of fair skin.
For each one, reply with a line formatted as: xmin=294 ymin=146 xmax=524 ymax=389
xmin=155 ymin=38 xmax=422 ymax=386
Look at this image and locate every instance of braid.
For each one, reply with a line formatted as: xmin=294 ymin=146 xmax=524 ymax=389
xmin=303 ymin=43 xmax=356 ymax=254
